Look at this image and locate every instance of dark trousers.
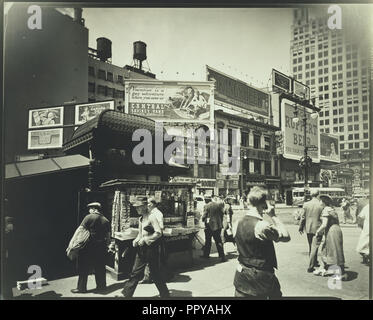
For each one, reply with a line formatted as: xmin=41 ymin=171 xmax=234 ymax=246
xmin=203 ymin=227 xmax=225 ymax=258
xmin=306 ymin=233 xmax=314 ymax=255
xmin=77 ymin=245 xmax=107 ymax=291
xmin=122 ymin=244 xmax=169 ymax=298
xmin=308 ymin=234 xmax=323 ymax=270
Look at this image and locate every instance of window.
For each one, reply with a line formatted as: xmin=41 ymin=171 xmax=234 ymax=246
xmin=355 ymin=142 xmax=360 ymax=148
xmin=320 ymin=120 xmax=324 ymax=125
xmin=363 ymin=123 xmax=368 ymax=130
xmin=319 ymin=85 xmax=323 ymax=91
xmin=117 ymin=75 xmax=124 ymax=84
xmin=338 ymin=91 xmax=343 ymax=97
xmin=354 ymin=133 xmax=359 ymax=139
xmin=325 ymin=110 xmax=329 ymax=117
xmin=325 ymin=119 xmax=329 ymax=125
xmin=264 ymin=137 xmax=271 ymax=151
xmin=333 ymin=109 xmax=337 ymax=115
xmin=339 ymin=100 xmax=343 ymax=106
xmin=318 ymin=61 xmax=323 ymax=67
xmin=97 ymin=85 xmax=106 ymax=95
xmin=98 ymin=69 xmax=106 ymax=80
xmin=241 ymin=132 xmax=248 ymax=147
xmin=293 ymin=67 xmax=297 ymax=72
xmin=348 ymin=116 xmax=352 ymax=122
xmin=298 ymin=57 xmax=302 ymax=63
xmin=107 ymin=72 xmax=113 ymax=82
xmin=332 ymin=66 xmax=337 ymax=72
xmin=311 ymin=62 xmax=315 ymax=68
xmin=333 ymin=127 xmax=338 ymax=133
xmin=348 ymin=125 xmax=353 ymax=131
xmin=254 ymin=160 xmax=261 ymax=174
xmin=324 ymin=68 xmax=328 ymax=74
xmin=115 ymin=90 xmax=124 ymax=99
xmin=364 ymin=142 xmax=369 ymax=148
xmin=88 ymin=66 xmax=95 ymax=76
xmin=337 ymin=56 xmax=342 ymax=62
xmin=332 ymin=92 xmax=337 ymax=98
xmin=333 ymin=118 xmax=338 ymax=124
xmin=88 ymin=82 xmax=95 ymax=93
xmin=354 ymin=124 xmax=359 ymax=130
xmin=363 ymin=133 xmax=368 ymax=139
xmin=325 ymin=128 xmax=330 ymax=133
xmin=107 ymin=87 xmax=114 ymax=97
xmin=339 ymin=126 xmax=344 ymax=132
xmin=363 ymin=105 xmax=368 ymax=111
xmin=340 ymin=135 xmax=344 ymax=141
xmin=253 ymin=134 xmax=261 ymax=149
xmin=349 ymin=143 xmax=353 ymax=149
xmin=324 ymin=76 xmax=328 ymax=82
xmin=348 ymin=134 xmax=353 ymax=140
xmin=363 ymin=114 xmax=368 ymax=121
xmin=265 ymin=161 xmax=271 ymax=176
xmin=339 ymin=117 xmax=344 ymax=123
xmin=340 ymin=144 xmax=344 ymax=150
xmin=347 ymin=107 xmax=352 ymax=113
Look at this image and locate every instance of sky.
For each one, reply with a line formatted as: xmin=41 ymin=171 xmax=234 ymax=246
xmin=82 ymin=8 xmax=294 ymax=89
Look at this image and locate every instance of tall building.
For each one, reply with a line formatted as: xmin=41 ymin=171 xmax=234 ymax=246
xmin=290 ymin=6 xmax=371 ymax=193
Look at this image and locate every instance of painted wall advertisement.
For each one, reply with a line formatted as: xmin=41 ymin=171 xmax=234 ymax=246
xmin=125 ymin=80 xmax=214 ymax=123
xmin=29 ymin=107 xmax=64 ymax=128
xmin=320 ymin=133 xmax=340 ymax=163
xmin=28 ymin=128 xmax=63 ymax=150
xmin=207 ymin=65 xmax=269 ymax=117
xmin=281 ymin=103 xmax=320 ymax=162
xmin=75 ymin=100 xmax=115 ymax=125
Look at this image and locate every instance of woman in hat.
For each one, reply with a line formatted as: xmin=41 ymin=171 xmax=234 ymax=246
xmin=121 ymin=197 xmax=170 ymax=298
xmin=313 ymin=195 xmax=347 ymax=280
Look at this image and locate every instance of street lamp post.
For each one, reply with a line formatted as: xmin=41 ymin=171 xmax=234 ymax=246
xmin=293 ymin=105 xmax=318 ymax=202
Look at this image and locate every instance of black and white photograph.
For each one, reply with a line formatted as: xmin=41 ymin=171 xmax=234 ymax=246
xmin=1 ymin=1 xmax=372 ymax=304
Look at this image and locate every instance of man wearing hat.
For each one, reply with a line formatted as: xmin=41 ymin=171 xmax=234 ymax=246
xmin=71 ymin=202 xmax=110 ymax=294
xmin=121 ymin=196 xmax=169 ymax=298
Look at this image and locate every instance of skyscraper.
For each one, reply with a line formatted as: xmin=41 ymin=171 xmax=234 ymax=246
xmin=290 ymin=6 xmax=371 ymax=193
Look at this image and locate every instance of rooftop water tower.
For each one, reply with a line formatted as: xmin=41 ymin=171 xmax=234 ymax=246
xmin=96 ymin=37 xmax=112 ymax=62
xmin=132 ymin=41 xmax=150 ymax=71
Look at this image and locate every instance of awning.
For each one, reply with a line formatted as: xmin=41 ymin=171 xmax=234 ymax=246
xmin=5 ymin=155 xmax=90 ymax=179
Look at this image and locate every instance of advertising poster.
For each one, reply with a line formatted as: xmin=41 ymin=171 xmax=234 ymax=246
xmin=28 ymin=128 xmax=63 ymax=150
xmin=75 ymin=100 xmax=115 ymax=125
xmin=29 ymin=107 xmax=64 ymax=128
xmin=281 ymin=103 xmax=320 ymax=162
xmin=320 ymin=133 xmax=340 ymax=163
xmin=125 ymin=80 xmax=214 ymax=123
xmin=207 ymin=65 xmax=269 ymax=117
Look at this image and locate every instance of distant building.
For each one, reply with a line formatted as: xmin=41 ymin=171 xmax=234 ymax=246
xmin=290 ymin=7 xmax=370 ymax=194
xmin=4 ymin=4 xmax=89 ymax=163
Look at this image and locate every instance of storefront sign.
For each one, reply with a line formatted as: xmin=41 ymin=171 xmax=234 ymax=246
xmin=246 ymin=148 xmax=272 ymax=160
xmin=281 ymin=103 xmax=319 ymax=162
xmin=28 ymin=128 xmax=63 ymax=150
xmin=169 ymin=177 xmax=196 ymax=184
xmin=75 ymin=100 xmax=114 ymax=125
xmin=125 ymin=80 xmax=214 ymax=123
xmin=197 ymin=179 xmax=216 ymax=188
xmin=29 ymin=106 xmax=64 ymax=128
xmin=320 ymin=133 xmax=340 ymax=163
xmin=206 ymin=66 xmax=269 ymax=117
xmin=275 ymin=131 xmax=284 ymax=155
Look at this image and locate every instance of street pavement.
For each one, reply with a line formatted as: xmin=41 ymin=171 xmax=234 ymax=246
xmin=12 ymin=205 xmax=370 ymax=300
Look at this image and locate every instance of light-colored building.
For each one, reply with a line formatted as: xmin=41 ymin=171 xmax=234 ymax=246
xmin=290 ymin=7 xmax=371 ymax=193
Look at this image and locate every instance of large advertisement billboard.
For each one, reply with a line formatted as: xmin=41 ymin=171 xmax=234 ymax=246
xmin=320 ymin=133 xmax=340 ymax=163
xmin=75 ymin=100 xmax=115 ymax=125
xmin=206 ymin=66 xmax=269 ymax=117
xmin=125 ymin=80 xmax=214 ymax=123
xmin=281 ymin=102 xmax=320 ymax=162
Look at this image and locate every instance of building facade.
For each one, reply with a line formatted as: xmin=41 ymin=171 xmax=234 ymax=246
xmin=290 ymin=7 xmax=371 ymax=194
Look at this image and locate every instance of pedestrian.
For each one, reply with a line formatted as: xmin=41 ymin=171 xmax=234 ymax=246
xmin=223 ymin=199 xmax=235 ymax=246
xmin=313 ymin=195 xmax=347 ymax=280
xmin=201 ymin=198 xmax=226 ymax=262
xmin=299 ymin=189 xmax=324 ymax=272
xmin=122 ymin=197 xmax=169 ymax=298
xmin=356 ymin=204 xmax=370 ymax=265
xmin=71 ymin=202 xmax=111 ymax=293
xmin=140 ymin=197 xmax=167 ymax=284
xmin=340 ymin=198 xmax=351 ymax=224
xmin=233 ymin=186 xmax=290 ymax=299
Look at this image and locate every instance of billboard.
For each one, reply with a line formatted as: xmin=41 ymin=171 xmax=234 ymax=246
xmin=206 ymin=66 xmax=269 ymax=117
xmin=281 ymin=103 xmax=320 ymax=162
xmin=28 ymin=107 xmax=64 ymax=128
xmin=320 ymin=133 xmax=340 ymax=163
xmin=293 ymin=79 xmax=310 ymax=100
xmin=272 ymin=69 xmax=292 ymax=94
xmin=75 ymin=100 xmax=115 ymax=125
xmin=125 ymin=80 xmax=214 ymax=123
xmin=28 ymin=128 xmax=63 ymax=150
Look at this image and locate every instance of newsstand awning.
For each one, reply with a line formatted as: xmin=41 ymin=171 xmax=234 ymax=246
xmin=5 ymin=155 xmax=90 ymax=180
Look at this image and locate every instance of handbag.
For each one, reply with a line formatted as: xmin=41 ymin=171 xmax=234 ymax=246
xmin=66 ymin=226 xmax=90 ymax=261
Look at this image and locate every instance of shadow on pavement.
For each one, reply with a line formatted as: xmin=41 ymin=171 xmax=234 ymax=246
xmin=169 ymin=289 xmax=193 ymax=297
xmin=344 ymin=271 xmax=358 ymax=282
xmin=90 ymin=282 xmax=127 ymax=296
xmin=15 ymin=291 xmax=63 ymax=299
xmin=168 ymin=274 xmax=191 ymax=283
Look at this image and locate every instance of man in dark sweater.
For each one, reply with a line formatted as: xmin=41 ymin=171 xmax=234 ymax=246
xmin=233 ymin=187 xmax=290 ymax=299
xmin=71 ymin=202 xmax=110 ymax=294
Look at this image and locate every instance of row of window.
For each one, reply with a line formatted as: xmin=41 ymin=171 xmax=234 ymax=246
xmin=242 ymin=159 xmax=274 ymax=176
xmin=88 ymin=82 xmax=124 ymax=98
xmin=340 ymin=132 xmax=369 ymax=141
xmin=320 ymin=122 xmax=368 ymax=133
xmin=340 ymin=142 xmax=369 ymax=150
xmin=89 ymin=66 xmax=125 ymax=84
xmin=320 ymin=114 xmax=369 ymax=125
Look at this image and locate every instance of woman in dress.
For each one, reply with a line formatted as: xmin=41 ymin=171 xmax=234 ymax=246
xmin=313 ymin=195 xmax=347 ymax=280
xmin=356 ymin=204 xmax=370 ymax=265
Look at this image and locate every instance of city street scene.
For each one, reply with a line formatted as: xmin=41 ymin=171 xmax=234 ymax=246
xmin=2 ymin=3 xmax=372 ymax=301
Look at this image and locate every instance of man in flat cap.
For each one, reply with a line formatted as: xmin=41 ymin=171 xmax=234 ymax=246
xmin=71 ymin=202 xmax=111 ymax=294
